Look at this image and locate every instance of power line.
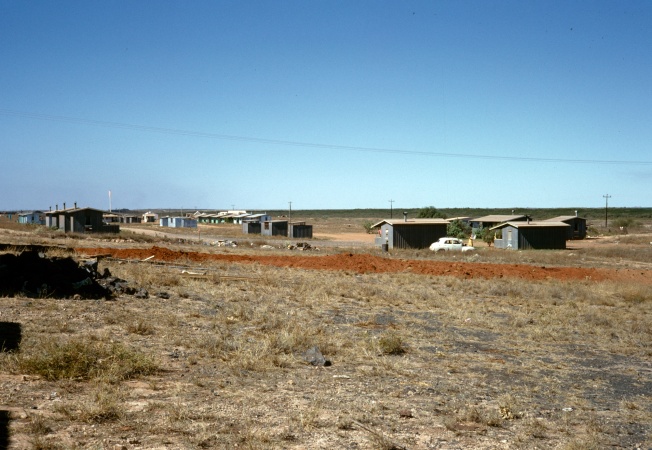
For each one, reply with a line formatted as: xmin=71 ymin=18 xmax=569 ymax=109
xmin=2 ymin=108 xmax=651 ymax=166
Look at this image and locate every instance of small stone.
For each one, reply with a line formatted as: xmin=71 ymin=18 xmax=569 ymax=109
xmin=304 ymin=346 xmax=331 ymax=366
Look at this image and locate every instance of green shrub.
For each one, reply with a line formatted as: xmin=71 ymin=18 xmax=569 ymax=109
xmin=447 ymin=219 xmax=472 ymax=239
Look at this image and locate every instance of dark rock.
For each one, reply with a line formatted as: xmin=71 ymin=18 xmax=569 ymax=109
xmin=134 ymin=288 xmax=149 ymax=299
xmin=304 ymin=346 xmax=332 ymax=367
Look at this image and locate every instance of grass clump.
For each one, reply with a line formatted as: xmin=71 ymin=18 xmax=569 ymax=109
xmin=15 ymin=337 xmax=158 ymax=382
xmin=378 ymin=332 xmax=406 ymax=355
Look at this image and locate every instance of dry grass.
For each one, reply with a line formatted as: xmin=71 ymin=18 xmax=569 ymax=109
xmin=1 ymin=223 xmax=651 ymax=448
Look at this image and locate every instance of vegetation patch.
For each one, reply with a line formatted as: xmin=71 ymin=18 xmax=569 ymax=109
xmin=12 ymin=337 xmax=158 ymax=382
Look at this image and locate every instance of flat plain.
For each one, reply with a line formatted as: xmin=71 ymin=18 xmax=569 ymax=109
xmin=1 ymin=218 xmax=651 ymax=449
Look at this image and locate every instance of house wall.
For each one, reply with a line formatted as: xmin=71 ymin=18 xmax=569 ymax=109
xmin=493 ymin=226 xmax=518 ymax=249
xmin=262 ymin=221 xmax=288 ymax=237
xmin=564 ymin=218 xmax=587 ymax=240
xmin=69 ymin=210 xmax=105 ymax=233
xmin=242 ymin=222 xmax=261 ymax=234
xmin=375 ymin=223 xmax=447 ymax=249
xmin=495 ymin=226 xmax=567 ymax=250
xmin=18 ymin=213 xmax=44 ymax=224
xmin=520 ymin=228 xmax=567 ymax=249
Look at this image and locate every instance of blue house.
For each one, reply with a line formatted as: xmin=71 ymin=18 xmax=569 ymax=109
xmin=18 ymin=211 xmax=45 ymax=225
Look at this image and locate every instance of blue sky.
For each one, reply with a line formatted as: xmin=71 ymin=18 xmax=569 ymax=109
xmin=1 ymin=1 xmax=651 ymax=211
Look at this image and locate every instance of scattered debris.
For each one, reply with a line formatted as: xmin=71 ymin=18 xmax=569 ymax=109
xmin=287 ymin=242 xmax=314 ymax=251
xmin=211 ymin=240 xmax=237 ymax=247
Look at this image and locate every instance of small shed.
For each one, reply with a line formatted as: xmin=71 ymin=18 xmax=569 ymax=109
xmin=262 ymin=220 xmax=288 ymax=237
xmin=545 ymin=215 xmax=587 ymax=240
xmin=491 ymin=221 xmax=569 ymax=250
xmin=160 ymin=217 xmax=170 ymax=227
xmin=372 ymin=218 xmax=449 ymax=249
xmin=289 ymin=222 xmax=313 ymax=239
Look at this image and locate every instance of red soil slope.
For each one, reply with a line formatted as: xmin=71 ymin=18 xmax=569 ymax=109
xmin=76 ymin=246 xmax=651 ymax=284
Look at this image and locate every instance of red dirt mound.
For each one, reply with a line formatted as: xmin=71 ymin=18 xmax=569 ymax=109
xmin=76 ymin=246 xmax=651 ymax=284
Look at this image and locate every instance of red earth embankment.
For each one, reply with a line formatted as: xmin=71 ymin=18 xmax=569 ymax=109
xmin=76 ymin=246 xmax=651 ymax=284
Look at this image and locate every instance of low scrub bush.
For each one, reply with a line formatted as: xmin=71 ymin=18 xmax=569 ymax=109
xmin=14 ymin=337 xmax=158 ymax=382
xmin=378 ymin=332 xmax=406 ymax=355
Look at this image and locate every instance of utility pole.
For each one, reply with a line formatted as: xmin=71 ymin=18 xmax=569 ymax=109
xmin=389 ymin=199 xmax=394 ymax=219
xmin=603 ymin=194 xmax=611 ymax=228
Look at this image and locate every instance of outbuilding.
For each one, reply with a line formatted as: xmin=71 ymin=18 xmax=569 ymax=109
xmin=491 ymin=221 xmax=569 ymax=250
xmin=372 ymin=218 xmax=449 ymax=249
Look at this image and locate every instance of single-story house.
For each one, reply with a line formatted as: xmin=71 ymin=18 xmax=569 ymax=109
xmin=544 ymin=215 xmax=587 ymax=240
xmin=491 ymin=221 xmax=569 ymax=250
xmin=121 ymin=215 xmax=141 ymax=223
xmin=103 ymin=213 xmax=121 ymax=223
xmin=45 ymin=205 xmax=119 ymax=234
xmin=232 ymin=213 xmax=252 ymax=225
xmin=170 ymin=217 xmax=197 ymax=228
xmin=372 ymin=218 xmax=449 ymax=249
xmin=142 ymin=212 xmax=159 ymax=223
xmin=18 ymin=211 xmax=45 ymax=225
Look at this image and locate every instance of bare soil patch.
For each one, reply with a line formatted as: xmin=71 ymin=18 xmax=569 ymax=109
xmin=75 ymin=245 xmax=652 ymax=284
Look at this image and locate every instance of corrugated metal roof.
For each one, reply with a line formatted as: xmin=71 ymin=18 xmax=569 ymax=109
xmin=46 ymin=207 xmax=106 ymax=215
xmin=545 ymin=216 xmax=585 ymax=221
xmin=490 ymin=221 xmax=569 ymax=230
xmin=372 ymin=218 xmax=449 ymax=228
xmin=471 ymin=215 xmax=527 ymax=223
